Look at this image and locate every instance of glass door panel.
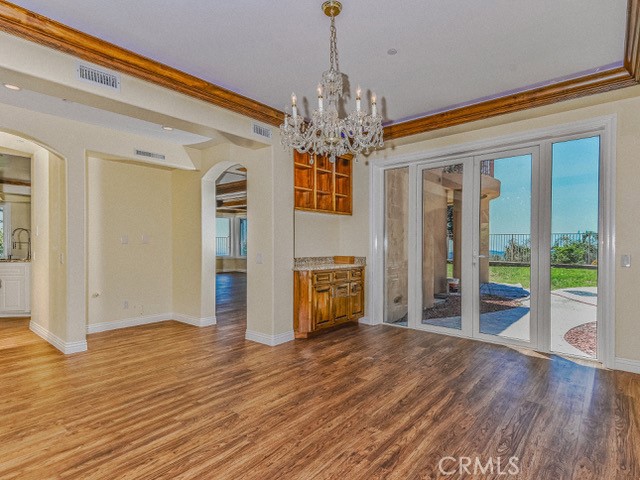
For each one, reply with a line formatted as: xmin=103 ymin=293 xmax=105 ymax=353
xmin=477 ymin=154 xmax=533 ymax=343
xmin=550 ymin=136 xmax=600 ymax=358
xmin=384 ymin=167 xmax=409 ymax=326
xmin=421 ymin=163 xmax=465 ymax=331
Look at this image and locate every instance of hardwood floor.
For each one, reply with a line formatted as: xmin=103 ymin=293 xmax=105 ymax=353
xmin=215 ymin=272 xmax=246 ymax=326
xmin=1 ymin=304 xmax=639 ymax=478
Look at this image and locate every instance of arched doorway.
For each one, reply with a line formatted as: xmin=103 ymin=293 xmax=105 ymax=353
xmin=214 ymin=164 xmax=247 ymax=325
xmin=0 ymin=130 xmax=68 ymax=351
xmin=201 ymin=161 xmax=247 ymax=327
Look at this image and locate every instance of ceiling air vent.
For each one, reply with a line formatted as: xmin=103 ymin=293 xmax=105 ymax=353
xmin=252 ymin=123 xmax=272 ymax=139
xmin=77 ymin=63 xmax=121 ymax=91
xmin=135 ymin=149 xmax=166 ymax=161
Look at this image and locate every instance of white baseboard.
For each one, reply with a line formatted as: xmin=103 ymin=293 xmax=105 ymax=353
xmin=216 ymin=269 xmax=247 ymax=273
xmin=30 ymin=320 xmax=87 ymax=354
xmin=615 ymin=357 xmax=640 ymax=374
xmin=173 ymin=313 xmax=217 ymax=327
xmin=87 ymin=312 xmax=217 ymax=334
xmin=245 ymin=329 xmax=295 ymax=346
xmin=358 ymin=316 xmax=373 ymax=325
xmin=86 ymin=313 xmax=172 ymax=334
xmin=0 ymin=313 xmax=30 ymax=318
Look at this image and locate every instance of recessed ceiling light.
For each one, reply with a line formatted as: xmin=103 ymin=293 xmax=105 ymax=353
xmin=3 ymin=83 xmax=21 ymax=91
xmin=387 ymin=48 xmax=398 ymax=56
xmin=162 ymin=125 xmax=174 ymax=131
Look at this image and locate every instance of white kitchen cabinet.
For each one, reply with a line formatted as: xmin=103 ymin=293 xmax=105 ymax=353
xmin=0 ymin=262 xmax=30 ymax=315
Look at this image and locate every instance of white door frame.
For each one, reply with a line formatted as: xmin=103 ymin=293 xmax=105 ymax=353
xmin=370 ymin=115 xmax=616 ymax=368
xmin=413 ymin=157 xmax=474 ymax=338
xmin=471 ymin=146 xmax=541 ymax=350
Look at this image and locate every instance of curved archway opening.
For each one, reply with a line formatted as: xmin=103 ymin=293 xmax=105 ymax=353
xmin=0 ymin=129 xmax=68 ymax=351
xmin=202 ymin=161 xmax=247 ymax=326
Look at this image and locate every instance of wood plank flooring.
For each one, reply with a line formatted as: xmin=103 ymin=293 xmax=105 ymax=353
xmin=0 ymin=277 xmax=639 ymax=479
xmin=215 ymin=272 xmax=247 ymax=326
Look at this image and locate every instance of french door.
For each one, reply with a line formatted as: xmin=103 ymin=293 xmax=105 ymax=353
xmin=413 ymin=147 xmax=539 ymax=350
xmin=382 ymin=132 xmax=605 ymax=360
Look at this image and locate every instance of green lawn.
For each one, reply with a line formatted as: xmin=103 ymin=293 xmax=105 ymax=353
xmin=447 ymin=263 xmax=597 ymax=290
xmin=489 ymin=265 xmax=597 ymax=290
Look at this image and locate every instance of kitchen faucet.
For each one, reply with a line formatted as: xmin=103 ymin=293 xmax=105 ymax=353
xmin=11 ymin=228 xmax=31 ymax=260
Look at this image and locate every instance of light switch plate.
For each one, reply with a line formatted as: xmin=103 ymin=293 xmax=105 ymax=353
xmin=621 ymin=254 xmax=631 ymax=268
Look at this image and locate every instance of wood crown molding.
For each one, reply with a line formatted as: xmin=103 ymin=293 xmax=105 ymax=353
xmin=0 ymin=1 xmax=638 ymax=141
xmin=0 ymin=1 xmax=284 ymax=127
xmin=383 ymin=67 xmax=636 ymax=140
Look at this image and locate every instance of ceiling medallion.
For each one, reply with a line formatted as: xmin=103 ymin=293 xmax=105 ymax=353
xmin=280 ymin=1 xmax=384 ymax=164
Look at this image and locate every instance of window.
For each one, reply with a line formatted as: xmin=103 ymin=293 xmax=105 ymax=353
xmin=239 ymin=218 xmax=247 ymax=257
xmin=216 ymin=217 xmax=231 ymax=256
xmin=0 ymin=203 xmax=11 ymax=259
xmin=216 ymin=216 xmax=247 ymax=257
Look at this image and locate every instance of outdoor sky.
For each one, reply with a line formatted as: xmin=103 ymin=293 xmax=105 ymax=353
xmin=488 ymin=136 xmax=600 ymax=234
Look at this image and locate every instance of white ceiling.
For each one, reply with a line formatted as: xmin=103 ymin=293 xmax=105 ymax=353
xmin=9 ymin=0 xmax=629 ymax=124
xmin=0 ymin=87 xmax=213 ymax=145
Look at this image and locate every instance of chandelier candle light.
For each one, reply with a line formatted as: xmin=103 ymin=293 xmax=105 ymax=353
xmin=280 ymin=1 xmax=384 ymax=164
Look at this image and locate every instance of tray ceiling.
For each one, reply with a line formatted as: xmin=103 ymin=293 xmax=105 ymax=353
xmin=7 ymin=0 xmax=630 ymax=124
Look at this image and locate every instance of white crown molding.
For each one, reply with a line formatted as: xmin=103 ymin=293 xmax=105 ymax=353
xmin=30 ymin=320 xmax=87 ymax=354
xmin=245 ymin=329 xmax=295 ymax=347
xmin=615 ymin=357 xmax=640 ymax=375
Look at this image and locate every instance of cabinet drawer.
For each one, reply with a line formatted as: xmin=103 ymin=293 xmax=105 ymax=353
xmin=313 ymin=272 xmax=333 ymax=284
xmin=350 ymin=282 xmax=362 ymax=295
xmin=334 ymin=270 xmax=349 ymax=282
xmin=349 ymin=269 xmax=363 ymax=281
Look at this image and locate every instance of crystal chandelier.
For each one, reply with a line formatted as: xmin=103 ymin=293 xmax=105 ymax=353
xmin=280 ymin=1 xmax=384 ymax=164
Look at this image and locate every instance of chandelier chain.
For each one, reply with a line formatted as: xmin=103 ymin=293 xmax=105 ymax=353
xmin=329 ymin=14 xmax=339 ymax=73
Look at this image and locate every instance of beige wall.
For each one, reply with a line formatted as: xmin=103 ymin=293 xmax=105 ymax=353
xmin=360 ymin=85 xmax=640 ymax=362
xmin=87 ymin=158 xmax=172 ymax=326
xmin=172 ymin=142 xmax=294 ymax=337
xmin=0 ymin=101 xmax=202 ymax=347
xmin=30 ymin=147 xmax=66 ymax=340
xmin=294 ymin=159 xmax=370 ymax=259
xmin=294 ymin=212 xmax=341 ymax=257
xmin=49 ymin=152 xmax=67 ymax=335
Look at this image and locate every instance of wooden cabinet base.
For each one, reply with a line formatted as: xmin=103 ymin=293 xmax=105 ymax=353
xmin=294 ymin=319 xmax=358 ymax=339
xmin=294 ymin=267 xmax=365 ymax=338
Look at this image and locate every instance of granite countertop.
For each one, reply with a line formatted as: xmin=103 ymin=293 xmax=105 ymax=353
xmin=293 ymin=256 xmax=366 ymax=271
